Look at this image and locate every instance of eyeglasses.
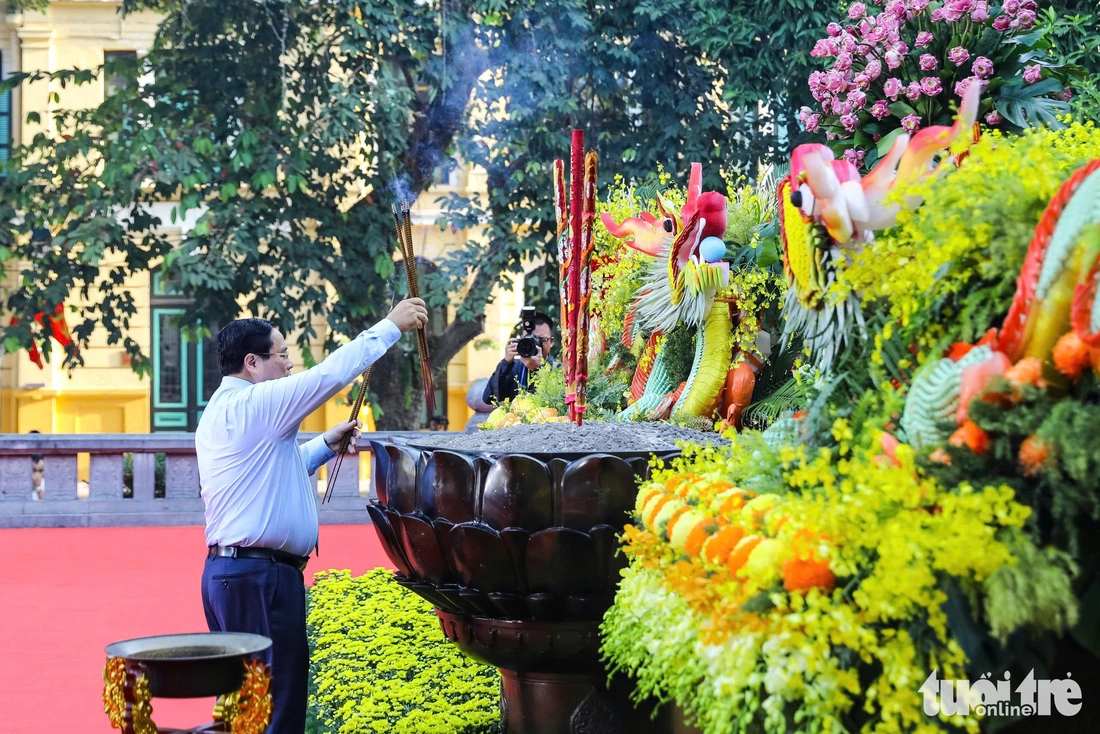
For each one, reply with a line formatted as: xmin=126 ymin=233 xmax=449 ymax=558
xmin=256 ymin=351 xmax=292 ymax=362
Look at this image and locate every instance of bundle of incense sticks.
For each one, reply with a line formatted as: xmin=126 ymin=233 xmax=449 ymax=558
xmin=322 ymin=364 xmax=374 ymax=504
xmin=325 ymin=203 xmax=435 ymax=502
xmin=554 ymin=130 xmax=598 ymax=426
xmin=393 ymin=200 xmax=436 ymax=415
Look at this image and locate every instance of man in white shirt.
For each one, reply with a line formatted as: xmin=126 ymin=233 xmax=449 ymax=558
xmin=197 ymin=298 xmax=427 ymax=733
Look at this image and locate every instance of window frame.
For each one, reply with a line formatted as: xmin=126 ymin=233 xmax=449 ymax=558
xmin=0 ymin=50 xmax=12 ymax=169
xmin=103 ymin=49 xmax=139 ymax=100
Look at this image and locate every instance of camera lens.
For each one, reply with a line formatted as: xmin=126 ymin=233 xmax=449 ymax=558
xmin=516 ymin=336 xmax=539 ymax=358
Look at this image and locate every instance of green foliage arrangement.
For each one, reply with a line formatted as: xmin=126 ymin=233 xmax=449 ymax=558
xmin=659 ymin=326 xmax=696 ymax=388
xmin=528 ymin=356 xmax=632 ymax=420
xmin=306 ymin=569 xmax=500 ymax=734
xmin=1040 ymin=0 xmax=1100 ymax=119
xmin=926 ymin=375 xmax=1100 ymax=559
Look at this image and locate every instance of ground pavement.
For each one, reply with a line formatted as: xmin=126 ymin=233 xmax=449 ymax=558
xmin=0 ymin=525 xmax=393 ymax=734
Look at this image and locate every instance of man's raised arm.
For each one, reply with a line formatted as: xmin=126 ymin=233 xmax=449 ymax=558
xmin=249 ymin=299 xmax=428 ymax=437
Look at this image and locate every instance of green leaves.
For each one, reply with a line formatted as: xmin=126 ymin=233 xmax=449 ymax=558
xmin=286 ymin=174 xmax=307 ymax=193
xmin=755 ymin=236 xmax=780 ymax=269
xmin=250 ymin=170 xmax=277 ymax=191
xmin=995 ymin=78 xmax=1071 ymax=129
xmin=876 ymin=127 xmax=906 ymax=157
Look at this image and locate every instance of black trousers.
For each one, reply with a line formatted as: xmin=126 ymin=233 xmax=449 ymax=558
xmin=201 ymin=555 xmax=308 ymax=734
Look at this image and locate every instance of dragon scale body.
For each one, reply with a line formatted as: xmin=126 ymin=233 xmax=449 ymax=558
xmin=619 ymin=347 xmax=676 ymax=420
xmin=999 ymin=162 xmax=1100 ymax=362
xmin=900 ymin=346 xmax=995 ymax=450
xmin=673 ymin=302 xmax=732 ymax=418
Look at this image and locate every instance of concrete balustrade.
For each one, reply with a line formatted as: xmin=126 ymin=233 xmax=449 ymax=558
xmin=0 ymin=432 xmax=446 ymax=528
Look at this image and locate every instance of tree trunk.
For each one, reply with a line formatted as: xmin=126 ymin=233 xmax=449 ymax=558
xmin=371 ymin=348 xmax=424 ymax=431
xmin=362 ymin=13 xmax=491 ymax=431
xmin=369 ymin=312 xmax=487 ymax=431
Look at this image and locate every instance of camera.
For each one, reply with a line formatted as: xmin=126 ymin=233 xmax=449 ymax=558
xmin=516 ymin=306 xmax=540 ymax=359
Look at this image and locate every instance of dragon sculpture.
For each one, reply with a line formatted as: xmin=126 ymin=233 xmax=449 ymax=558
xmin=778 ymin=85 xmax=981 ymax=371
xmin=901 ymin=158 xmax=1100 ymax=449
xmin=600 ymin=163 xmax=762 ymax=425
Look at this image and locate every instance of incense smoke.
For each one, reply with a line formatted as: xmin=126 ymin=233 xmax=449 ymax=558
xmin=387 ymin=175 xmax=418 ymax=206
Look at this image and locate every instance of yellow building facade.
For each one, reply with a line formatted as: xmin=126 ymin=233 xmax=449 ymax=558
xmin=1 ymin=1 xmax=529 ymax=438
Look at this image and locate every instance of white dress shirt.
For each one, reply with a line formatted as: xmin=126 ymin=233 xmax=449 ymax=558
xmin=197 ymin=319 xmax=402 ymax=557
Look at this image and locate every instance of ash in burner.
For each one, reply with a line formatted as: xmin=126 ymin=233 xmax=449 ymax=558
xmin=425 ymin=421 xmax=728 ymax=454
xmin=135 ymin=646 xmax=234 ymax=659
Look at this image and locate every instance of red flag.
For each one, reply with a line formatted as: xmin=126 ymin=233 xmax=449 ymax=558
xmin=8 ymin=315 xmax=44 ymax=368
xmin=8 ymin=304 xmax=76 ymax=369
xmin=44 ymin=304 xmax=73 ymax=347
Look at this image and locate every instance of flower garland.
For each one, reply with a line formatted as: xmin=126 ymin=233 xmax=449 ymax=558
xmin=603 ymin=430 xmax=1077 ymax=734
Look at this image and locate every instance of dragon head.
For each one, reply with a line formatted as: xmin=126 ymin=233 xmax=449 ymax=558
xmin=599 ymin=211 xmax=674 ymax=257
xmin=786 ymin=84 xmax=981 ymax=248
xmin=602 ymin=163 xmax=730 ymax=333
xmin=775 ymin=85 xmax=982 ymax=372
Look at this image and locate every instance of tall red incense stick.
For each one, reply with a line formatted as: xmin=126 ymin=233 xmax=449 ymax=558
xmin=567 ymin=130 xmax=585 ymax=421
xmin=573 ymin=150 xmax=598 ymax=425
xmin=552 ymin=131 xmax=597 ymax=426
xmin=554 ymin=158 xmax=570 ymax=417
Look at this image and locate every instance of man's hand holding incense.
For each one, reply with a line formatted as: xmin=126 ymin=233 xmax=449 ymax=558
xmin=387 ymin=298 xmax=429 ymax=333
xmin=324 ymin=419 xmax=363 ymax=455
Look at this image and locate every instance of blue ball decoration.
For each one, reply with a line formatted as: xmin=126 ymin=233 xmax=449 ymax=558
xmin=699 ymin=236 xmax=726 ymax=263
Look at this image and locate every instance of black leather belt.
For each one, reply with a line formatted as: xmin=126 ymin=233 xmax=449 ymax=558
xmin=207 ymin=545 xmax=309 ymax=572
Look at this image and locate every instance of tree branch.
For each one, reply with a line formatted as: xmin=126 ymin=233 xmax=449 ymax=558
xmin=429 ymin=263 xmax=499 ymax=366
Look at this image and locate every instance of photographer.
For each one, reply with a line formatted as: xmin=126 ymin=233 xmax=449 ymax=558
xmin=483 ymin=309 xmax=555 ymax=405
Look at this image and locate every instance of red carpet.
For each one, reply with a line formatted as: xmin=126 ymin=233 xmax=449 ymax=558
xmin=0 ymin=525 xmax=393 ymax=734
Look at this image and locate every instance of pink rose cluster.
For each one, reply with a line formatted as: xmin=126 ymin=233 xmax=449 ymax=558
xmin=805 ymin=0 xmax=1039 ymax=142
xmin=994 ymin=0 xmax=1039 ymax=31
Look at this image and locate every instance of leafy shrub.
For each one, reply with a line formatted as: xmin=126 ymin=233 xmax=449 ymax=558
xmin=1040 ymin=1 xmax=1100 ymax=120
xmin=528 ymin=356 xmax=632 ymax=420
xmin=306 ymin=569 xmax=500 ymax=734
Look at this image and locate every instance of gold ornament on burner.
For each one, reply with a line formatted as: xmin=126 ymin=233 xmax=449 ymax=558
xmin=102 ymin=657 xmax=155 ymax=734
xmin=227 ymin=658 xmax=273 ymax=734
xmin=103 ymin=657 xmax=127 ymax=730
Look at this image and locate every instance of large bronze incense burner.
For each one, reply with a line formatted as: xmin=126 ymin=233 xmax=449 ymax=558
xmin=366 ymin=128 xmax=701 ymax=732
xmin=102 ymin=632 xmax=272 ymax=734
xmin=369 ymin=435 xmax=681 ymax=734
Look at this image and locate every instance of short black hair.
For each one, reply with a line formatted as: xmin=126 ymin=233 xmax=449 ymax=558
xmin=216 ymin=318 xmax=275 ymax=376
xmin=29 ymin=430 xmax=43 ymax=463
xmin=533 ymin=313 xmax=553 ymax=331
